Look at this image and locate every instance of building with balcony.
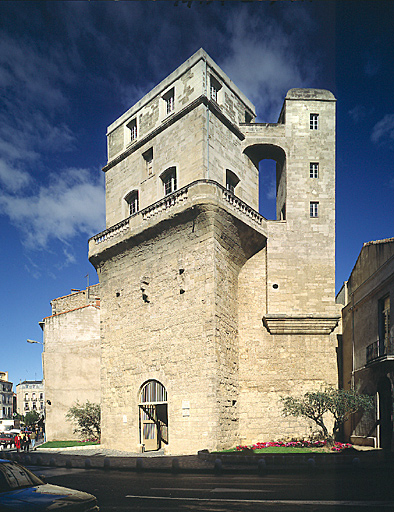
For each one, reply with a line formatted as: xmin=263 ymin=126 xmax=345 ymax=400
xmin=40 ymin=285 xmax=101 ymax=441
xmin=0 ymin=372 xmax=13 ymax=421
xmin=339 ymin=237 xmax=394 ymax=449
xmin=88 ymin=49 xmax=340 ymax=455
xmin=16 ymin=380 xmax=45 ymax=417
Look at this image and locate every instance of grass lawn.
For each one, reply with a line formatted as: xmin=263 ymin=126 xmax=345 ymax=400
xmin=39 ymin=440 xmax=100 ymax=448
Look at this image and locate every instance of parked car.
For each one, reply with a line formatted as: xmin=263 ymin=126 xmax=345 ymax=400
xmin=0 ymin=434 xmax=14 ymax=449
xmin=0 ymin=459 xmax=99 ymax=511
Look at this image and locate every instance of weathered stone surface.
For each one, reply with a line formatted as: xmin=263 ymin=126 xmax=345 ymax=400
xmin=88 ymin=49 xmax=339 ymax=454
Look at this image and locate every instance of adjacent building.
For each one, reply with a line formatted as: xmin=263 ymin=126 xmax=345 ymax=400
xmin=88 ymin=49 xmax=340 ymax=454
xmin=16 ymin=380 xmax=45 ymax=417
xmin=338 ymin=237 xmax=394 ymax=449
xmin=0 ymin=372 xmax=13 ymax=421
xmin=40 ymin=285 xmax=101 ymax=441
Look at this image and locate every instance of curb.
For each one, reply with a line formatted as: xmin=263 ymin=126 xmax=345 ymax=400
xmin=2 ymin=449 xmax=391 ymax=475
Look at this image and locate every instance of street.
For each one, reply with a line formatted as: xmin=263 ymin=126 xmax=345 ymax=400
xmin=28 ymin=465 xmax=394 ymax=511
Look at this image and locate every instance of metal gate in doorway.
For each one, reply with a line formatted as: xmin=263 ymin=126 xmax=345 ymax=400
xmin=139 ymin=380 xmax=168 ymax=451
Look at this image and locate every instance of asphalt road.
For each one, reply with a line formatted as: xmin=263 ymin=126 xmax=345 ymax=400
xmin=28 ymin=465 xmax=394 ymax=511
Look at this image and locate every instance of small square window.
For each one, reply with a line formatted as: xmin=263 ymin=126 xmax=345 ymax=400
xmin=310 ymin=162 xmax=319 ymax=178
xmin=310 ymin=201 xmax=319 ymax=218
xmin=310 ymin=114 xmax=319 ymax=130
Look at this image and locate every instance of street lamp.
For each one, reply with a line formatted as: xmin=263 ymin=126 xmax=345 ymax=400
xmin=27 ymin=339 xmax=43 ymax=345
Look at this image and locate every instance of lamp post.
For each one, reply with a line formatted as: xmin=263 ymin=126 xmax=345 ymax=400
xmin=27 ymin=339 xmax=43 ymax=345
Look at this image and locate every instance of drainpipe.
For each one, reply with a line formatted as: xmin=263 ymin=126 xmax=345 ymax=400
xmin=204 ymin=57 xmax=210 ymax=180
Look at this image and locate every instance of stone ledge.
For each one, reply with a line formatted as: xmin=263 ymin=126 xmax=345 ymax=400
xmin=262 ymin=315 xmax=340 ymax=335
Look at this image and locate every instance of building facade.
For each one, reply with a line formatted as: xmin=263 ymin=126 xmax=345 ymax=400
xmin=40 ymin=285 xmax=101 ymax=441
xmin=339 ymin=237 xmax=394 ymax=449
xmin=88 ymin=49 xmax=340 ymax=455
xmin=0 ymin=372 xmax=13 ymax=421
xmin=16 ymin=380 xmax=45 ymax=417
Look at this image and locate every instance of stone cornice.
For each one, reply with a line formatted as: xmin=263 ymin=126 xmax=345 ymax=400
xmin=262 ymin=315 xmax=340 ymax=335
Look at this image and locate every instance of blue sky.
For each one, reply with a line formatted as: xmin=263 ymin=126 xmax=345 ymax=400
xmin=0 ymin=1 xmax=393 ymax=388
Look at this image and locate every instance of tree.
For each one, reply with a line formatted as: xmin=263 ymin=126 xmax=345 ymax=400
xmin=66 ymin=401 xmax=101 ymax=440
xmin=281 ymin=387 xmax=373 ymax=443
xmin=24 ymin=410 xmax=40 ymax=428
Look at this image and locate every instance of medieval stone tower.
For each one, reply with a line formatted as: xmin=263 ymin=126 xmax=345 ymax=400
xmin=89 ymin=49 xmax=340 ymax=454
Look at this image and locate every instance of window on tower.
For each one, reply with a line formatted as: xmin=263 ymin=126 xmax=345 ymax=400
xmin=310 ymin=201 xmax=319 ymax=217
xmin=125 ymin=190 xmax=139 ymax=216
xmin=210 ymin=75 xmax=221 ymax=103
xmin=163 ymin=88 xmax=175 ymax=115
xmin=310 ymin=162 xmax=319 ymax=178
xmin=127 ymin=118 xmax=137 ymax=142
xmin=310 ymin=113 xmax=319 ymax=130
xmin=161 ymin=167 xmax=177 ymax=196
xmin=226 ymin=169 xmax=240 ymax=194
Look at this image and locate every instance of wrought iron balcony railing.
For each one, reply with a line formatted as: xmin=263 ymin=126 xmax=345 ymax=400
xmin=366 ymin=337 xmax=394 ymax=364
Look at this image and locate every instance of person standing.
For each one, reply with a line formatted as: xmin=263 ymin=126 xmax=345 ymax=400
xmin=30 ymin=430 xmax=36 ymax=450
xmin=14 ymin=434 xmax=21 ymax=453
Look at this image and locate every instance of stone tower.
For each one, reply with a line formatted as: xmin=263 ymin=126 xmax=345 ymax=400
xmin=89 ymin=49 xmax=340 ymax=454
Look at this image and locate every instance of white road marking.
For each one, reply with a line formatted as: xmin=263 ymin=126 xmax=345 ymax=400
xmin=126 ymin=495 xmax=394 ymax=507
xmin=150 ymin=488 xmax=274 ymax=493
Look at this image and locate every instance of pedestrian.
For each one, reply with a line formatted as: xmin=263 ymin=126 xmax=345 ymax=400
xmin=30 ymin=430 xmax=37 ymax=450
xmin=14 ymin=434 xmax=21 ymax=453
xmin=24 ymin=433 xmax=31 ymax=452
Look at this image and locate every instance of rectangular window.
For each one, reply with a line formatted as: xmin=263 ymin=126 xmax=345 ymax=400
xmin=226 ymin=169 xmax=239 ymax=194
xmin=210 ymin=75 xmax=221 ymax=103
xmin=126 ymin=191 xmax=139 ymax=215
xmin=310 ymin=162 xmax=319 ymax=178
xmin=162 ymin=167 xmax=177 ymax=196
xmin=128 ymin=118 xmax=137 ymax=141
xmin=163 ymin=88 xmax=175 ymax=115
xmin=379 ymin=295 xmax=391 ymax=354
xmin=310 ymin=113 xmax=319 ymax=130
xmin=310 ymin=201 xmax=319 ymax=217
xmin=143 ymin=148 xmax=153 ymax=176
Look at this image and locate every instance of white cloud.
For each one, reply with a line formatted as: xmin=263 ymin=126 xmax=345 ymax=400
xmin=220 ymin=6 xmax=319 ymax=121
xmin=0 ymin=159 xmax=31 ymax=193
xmin=371 ymin=114 xmax=394 ymax=145
xmin=0 ymin=168 xmax=105 ymax=249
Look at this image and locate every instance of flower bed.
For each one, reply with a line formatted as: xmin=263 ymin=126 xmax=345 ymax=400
xmin=235 ymin=440 xmax=352 ymax=452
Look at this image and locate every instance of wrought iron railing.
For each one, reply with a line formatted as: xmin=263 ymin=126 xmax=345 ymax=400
xmin=366 ymin=337 xmax=394 ymax=364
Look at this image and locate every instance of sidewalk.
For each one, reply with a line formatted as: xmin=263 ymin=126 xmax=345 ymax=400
xmin=3 ymin=445 xmax=391 ymax=474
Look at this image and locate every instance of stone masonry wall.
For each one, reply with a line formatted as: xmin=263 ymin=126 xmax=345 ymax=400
xmin=97 ymin=204 xmax=265 ymax=454
xmin=43 ymin=305 xmax=101 ymax=441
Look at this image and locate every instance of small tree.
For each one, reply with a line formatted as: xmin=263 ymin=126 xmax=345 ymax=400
xmin=326 ymin=387 xmax=374 ymax=437
xmin=24 ymin=410 xmax=40 ymax=428
xmin=66 ymin=401 xmax=101 ymax=440
xmin=281 ymin=387 xmax=373 ymax=443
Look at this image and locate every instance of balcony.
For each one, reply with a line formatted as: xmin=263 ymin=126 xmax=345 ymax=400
xmin=366 ymin=337 xmax=394 ymax=365
xmin=89 ymin=179 xmax=268 ymax=263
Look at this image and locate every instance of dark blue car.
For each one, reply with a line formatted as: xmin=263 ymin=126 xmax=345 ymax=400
xmin=0 ymin=459 xmax=99 ymax=511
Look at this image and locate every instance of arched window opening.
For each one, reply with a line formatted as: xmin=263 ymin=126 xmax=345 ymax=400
xmin=139 ymin=380 xmax=168 ymax=452
xmin=161 ymin=167 xmax=177 ymax=196
xmin=244 ymin=144 xmax=286 ymax=221
xmin=125 ymin=190 xmax=139 ymax=216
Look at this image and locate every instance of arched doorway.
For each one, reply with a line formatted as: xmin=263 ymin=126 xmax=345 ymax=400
xmin=139 ymin=380 xmax=168 ymax=451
